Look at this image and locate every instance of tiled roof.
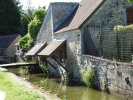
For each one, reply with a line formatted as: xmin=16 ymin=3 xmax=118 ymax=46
xmin=54 ymin=0 xmax=104 ymax=34
xmin=0 ymin=34 xmax=19 ymax=50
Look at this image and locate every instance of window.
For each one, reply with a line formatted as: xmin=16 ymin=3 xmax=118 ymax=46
xmin=126 ymin=7 xmax=133 ymax=25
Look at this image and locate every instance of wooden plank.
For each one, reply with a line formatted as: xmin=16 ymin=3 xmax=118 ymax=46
xmin=25 ymin=43 xmax=46 ymax=56
xmin=0 ymin=62 xmax=37 ymax=68
xmin=38 ymin=40 xmax=66 ymax=57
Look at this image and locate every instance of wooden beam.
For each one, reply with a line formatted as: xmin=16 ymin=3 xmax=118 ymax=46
xmin=0 ymin=62 xmax=37 ymax=68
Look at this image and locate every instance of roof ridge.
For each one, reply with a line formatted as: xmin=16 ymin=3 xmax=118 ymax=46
xmin=54 ymin=0 xmax=105 ymax=34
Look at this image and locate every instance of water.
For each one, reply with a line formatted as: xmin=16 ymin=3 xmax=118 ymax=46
xmin=8 ymin=68 xmax=126 ymax=100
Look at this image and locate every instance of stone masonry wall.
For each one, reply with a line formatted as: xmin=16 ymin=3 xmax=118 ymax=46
xmin=81 ymin=0 xmax=131 ymax=61
xmin=78 ymin=0 xmax=133 ymax=97
xmin=53 ymin=0 xmax=133 ymax=97
xmin=36 ymin=3 xmax=78 ymax=44
xmin=80 ymin=55 xmax=133 ymax=99
xmin=36 ymin=0 xmax=133 ymax=97
xmin=36 ymin=5 xmax=53 ymax=44
xmin=54 ymin=29 xmax=81 ymax=81
xmin=54 ymin=0 xmax=133 ymax=81
xmin=83 ymin=0 xmax=128 ymax=28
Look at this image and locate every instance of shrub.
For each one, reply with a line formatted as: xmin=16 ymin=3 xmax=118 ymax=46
xmin=18 ymin=34 xmax=33 ymax=52
xmin=28 ymin=8 xmax=45 ymax=40
xmin=80 ymin=65 xmax=96 ymax=88
xmin=33 ymin=8 xmax=45 ymax=22
xmin=114 ymin=24 xmax=133 ymax=32
xmin=38 ymin=60 xmax=48 ymax=77
xmin=128 ymin=0 xmax=133 ymax=2
xmin=18 ymin=8 xmax=46 ymax=51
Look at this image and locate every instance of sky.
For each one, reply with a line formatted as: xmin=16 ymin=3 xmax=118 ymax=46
xmin=20 ymin=0 xmax=81 ymax=9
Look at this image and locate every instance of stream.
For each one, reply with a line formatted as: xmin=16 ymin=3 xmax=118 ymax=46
xmin=8 ymin=67 xmax=127 ymax=100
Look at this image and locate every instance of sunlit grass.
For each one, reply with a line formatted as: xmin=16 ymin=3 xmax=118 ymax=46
xmin=0 ymin=72 xmax=46 ymax=100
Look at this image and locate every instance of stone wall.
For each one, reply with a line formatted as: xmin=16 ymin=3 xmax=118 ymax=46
xmin=36 ymin=0 xmax=133 ymax=97
xmin=54 ymin=29 xmax=81 ymax=81
xmin=52 ymin=1 xmax=133 ymax=97
xmin=36 ymin=5 xmax=53 ymax=43
xmin=36 ymin=2 xmax=78 ymax=44
xmin=80 ymin=0 xmax=132 ymax=61
xmin=80 ymin=55 xmax=133 ymax=98
xmin=53 ymin=0 xmax=133 ymax=80
xmin=82 ymin=0 xmax=128 ymax=28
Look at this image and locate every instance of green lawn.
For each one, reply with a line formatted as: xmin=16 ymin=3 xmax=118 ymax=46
xmin=0 ymin=72 xmax=46 ymax=100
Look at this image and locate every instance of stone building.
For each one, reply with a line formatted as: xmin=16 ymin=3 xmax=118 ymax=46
xmin=27 ymin=0 xmax=133 ymax=98
xmin=0 ymin=34 xmax=20 ymax=63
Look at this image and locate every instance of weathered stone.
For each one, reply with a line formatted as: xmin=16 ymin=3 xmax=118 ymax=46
xmin=36 ymin=0 xmax=133 ymax=98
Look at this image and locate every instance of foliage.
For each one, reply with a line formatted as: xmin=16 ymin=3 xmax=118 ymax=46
xmin=33 ymin=8 xmax=45 ymax=22
xmin=0 ymin=0 xmax=22 ymax=35
xmin=28 ymin=8 xmax=46 ymax=40
xmin=128 ymin=0 xmax=133 ymax=2
xmin=38 ymin=60 xmax=48 ymax=77
xmin=80 ymin=65 xmax=96 ymax=88
xmin=28 ymin=18 xmax=42 ymax=39
xmin=0 ymin=72 xmax=46 ymax=100
xmin=19 ymin=66 xmax=30 ymax=79
xmin=18 ymin=8 xmax=45 ymax=51
xmin=18 ymin=34 xmax=33 ymax=52
xmin=21 ymin=12 xmax=33 ymax=36
xmin=114 ymin=24 xmax=133 ymax=32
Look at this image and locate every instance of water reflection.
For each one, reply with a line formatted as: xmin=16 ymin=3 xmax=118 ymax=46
xmin=34 ymin=75 xmax=126 ymax=100
xmin=8 ymin=68 xmax=126 ymax=100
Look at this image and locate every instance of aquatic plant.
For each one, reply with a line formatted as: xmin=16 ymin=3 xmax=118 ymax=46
xmin=80 ymin=65 xmax=96 ymax=88
xmin=38 ymin=60 xmax=48 ymax=77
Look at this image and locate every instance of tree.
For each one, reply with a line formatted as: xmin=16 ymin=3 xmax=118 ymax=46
xmin=21 ymin=11 xmax=33 ymax=36
xmin=18 ymin=8 xmax=46 ymax=52
xmin=128 ymin=0 xmax=133 ymax=2
xmin=28 ymin=8 xmax=46 ymax=40
xmin=0 ymin=0 xmax=22 ymax=35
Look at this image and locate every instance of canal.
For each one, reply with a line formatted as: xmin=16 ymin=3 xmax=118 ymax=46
xmin=8 ymin=67 xmax=126 ymax=100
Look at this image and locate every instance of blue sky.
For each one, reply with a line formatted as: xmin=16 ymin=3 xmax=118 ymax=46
xmin=19 ymin=0 xmax=81 ymax=9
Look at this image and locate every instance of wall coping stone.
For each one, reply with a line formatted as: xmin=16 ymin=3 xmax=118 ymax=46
xmin=82 ymin=55 xmax=133 ymax=67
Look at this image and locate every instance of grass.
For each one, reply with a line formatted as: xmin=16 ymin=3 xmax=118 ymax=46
xmin=0 ymin=72 xmax=46 ymax=100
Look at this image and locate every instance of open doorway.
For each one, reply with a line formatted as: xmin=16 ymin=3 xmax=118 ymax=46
xmin=126 ymin=7 xmax=133 ymax=25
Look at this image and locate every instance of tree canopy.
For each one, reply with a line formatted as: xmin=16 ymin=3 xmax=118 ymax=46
xmin=18 ymin=7 xmax=46 ymax=52
xmin=128 ymin=0 xmax=133 ymax=2
xmin=0 ymin=0 xmax=22 ymax=35
xmin=28 ymin=8 xmax=46 ymax=40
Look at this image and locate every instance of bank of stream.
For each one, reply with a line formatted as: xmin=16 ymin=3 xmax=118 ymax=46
xmin=8 ymin=67 xmax=127 ymax=100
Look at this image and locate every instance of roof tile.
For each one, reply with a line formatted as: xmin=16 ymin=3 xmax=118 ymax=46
xmin=54 ymin=0 xmax=104 ymax=34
